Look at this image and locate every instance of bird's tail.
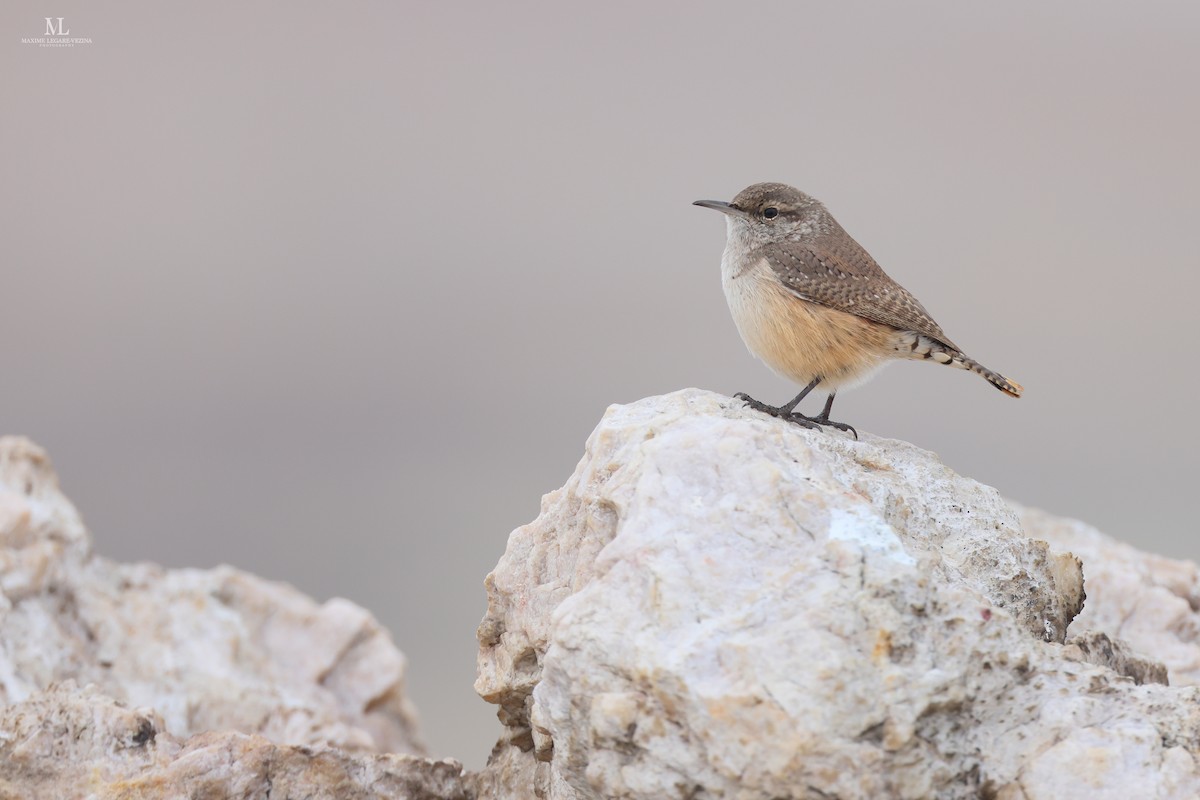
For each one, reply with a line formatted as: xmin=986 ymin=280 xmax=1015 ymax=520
xmin=947 ymin=352 xmax=1023 ymax=398
xmin=899 ymin=333 xmax=1023 ymax=397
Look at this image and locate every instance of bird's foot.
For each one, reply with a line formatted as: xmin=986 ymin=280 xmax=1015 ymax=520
xmin=804 ymin=412 xmax=858 ymax=440
xmin=734 ymin=392 xmax=858 ymax=439
xmin=733 ymin=392 xmax=799 ymax=420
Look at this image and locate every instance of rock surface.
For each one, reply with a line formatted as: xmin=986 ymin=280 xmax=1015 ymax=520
xmin=475 ymin=389 xmax=1200 ymax=800
xmin=6 ymin=390 xmax=1200 ymax=799
xmin=1016 ymin=503 xmax=1200 ymax=687
xmin=0 ymin=683 xmax=470 ymax=800
xmin=0 ymin=436 xmax=467 ymax=798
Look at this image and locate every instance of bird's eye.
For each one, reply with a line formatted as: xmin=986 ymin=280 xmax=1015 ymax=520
xmin=763 ymin=207 xmax=779 ymax=219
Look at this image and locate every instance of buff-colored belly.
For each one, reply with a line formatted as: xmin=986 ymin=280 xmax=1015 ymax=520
xmin=723 ymin=260 xmax=895 ymax=390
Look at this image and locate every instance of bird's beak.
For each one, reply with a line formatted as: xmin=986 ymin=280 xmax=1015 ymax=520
xmin=693 ymin=199 xmax=749 ymax=219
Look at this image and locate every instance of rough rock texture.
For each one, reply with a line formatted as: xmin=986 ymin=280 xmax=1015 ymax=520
xmin=9 ymin=389 xmax=1200 ymax=799
xmin=0 ymin=683 xmax=469 ymax=800
xmin=0 ymin=436 xmax=421 ymax=754
xmin=475 ymin=389 xmax=1200 ymax=800
xmin=1016 ymin=503 xmax=1200 ymax=687
xmin=0 ymin=436 xmax=466 ymax=797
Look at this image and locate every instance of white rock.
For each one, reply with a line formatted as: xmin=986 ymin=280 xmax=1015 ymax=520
xmin=1016 ymin=503 xmax=1200 ymax=686
xmin=475 ymin=389 xmax=1200 ymax=799
xmin=0 ymin=436 xmax=423 ymax=755
xmin=0 ymin=682 xmax=470 ymax=800
xmin=8 ymin=389 xmax=1200 ymax=799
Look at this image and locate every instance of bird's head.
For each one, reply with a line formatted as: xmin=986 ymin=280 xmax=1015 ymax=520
xmin=694 ymin=182 xmax=832 ymax=249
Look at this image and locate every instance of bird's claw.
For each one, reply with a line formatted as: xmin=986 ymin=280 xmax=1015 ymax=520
xmin=734 ymin=392 xmax=858 ymax=439
xmin=733 ymin=393 xmax=782 ymax=416
xmin=811 ymin=416 xmax=859 ymax=440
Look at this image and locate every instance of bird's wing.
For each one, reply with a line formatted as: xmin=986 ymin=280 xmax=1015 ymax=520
xmin=760 ymin=233 xmax=958 ymax=351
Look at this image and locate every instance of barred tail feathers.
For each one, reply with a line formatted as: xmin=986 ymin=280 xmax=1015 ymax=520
xmin=897 ymin=333 xmax=1023 ymax=397
xmin=936 ymin=349 xmax=1023 ymax=398
xmin=957 ymin=355 xmax=1023 ymax=398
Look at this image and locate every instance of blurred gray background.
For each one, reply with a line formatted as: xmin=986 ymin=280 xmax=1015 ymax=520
xmin=3 ymin=0 xmax=1198 ymax=767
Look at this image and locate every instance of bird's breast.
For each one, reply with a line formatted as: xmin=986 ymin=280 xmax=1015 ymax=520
xmin=720 ymin=251 xmax=895 ymax=389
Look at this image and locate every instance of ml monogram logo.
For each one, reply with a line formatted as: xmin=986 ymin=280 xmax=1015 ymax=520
xmin=22 ymin=16 xmax=90 ymax=47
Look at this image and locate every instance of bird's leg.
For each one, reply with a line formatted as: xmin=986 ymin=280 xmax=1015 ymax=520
xmin=794 ymin=392 xmax=858 ymax=440
xmin=735 ymin=378 xmax=822 ymax=429
xmin=735 ymin=380 xmax=859 ymax=438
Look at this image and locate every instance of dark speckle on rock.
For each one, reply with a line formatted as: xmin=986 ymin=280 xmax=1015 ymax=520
xmin=131 ymin=717 xmax=155 ymax=746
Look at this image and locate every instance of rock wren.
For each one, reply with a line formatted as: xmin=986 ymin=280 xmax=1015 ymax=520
xmin=695 ymin=182 xmax=1022 ymax=437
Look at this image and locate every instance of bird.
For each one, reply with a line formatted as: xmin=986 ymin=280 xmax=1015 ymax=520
xmin=694 ymin=182 xmax=1022 ymax=438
